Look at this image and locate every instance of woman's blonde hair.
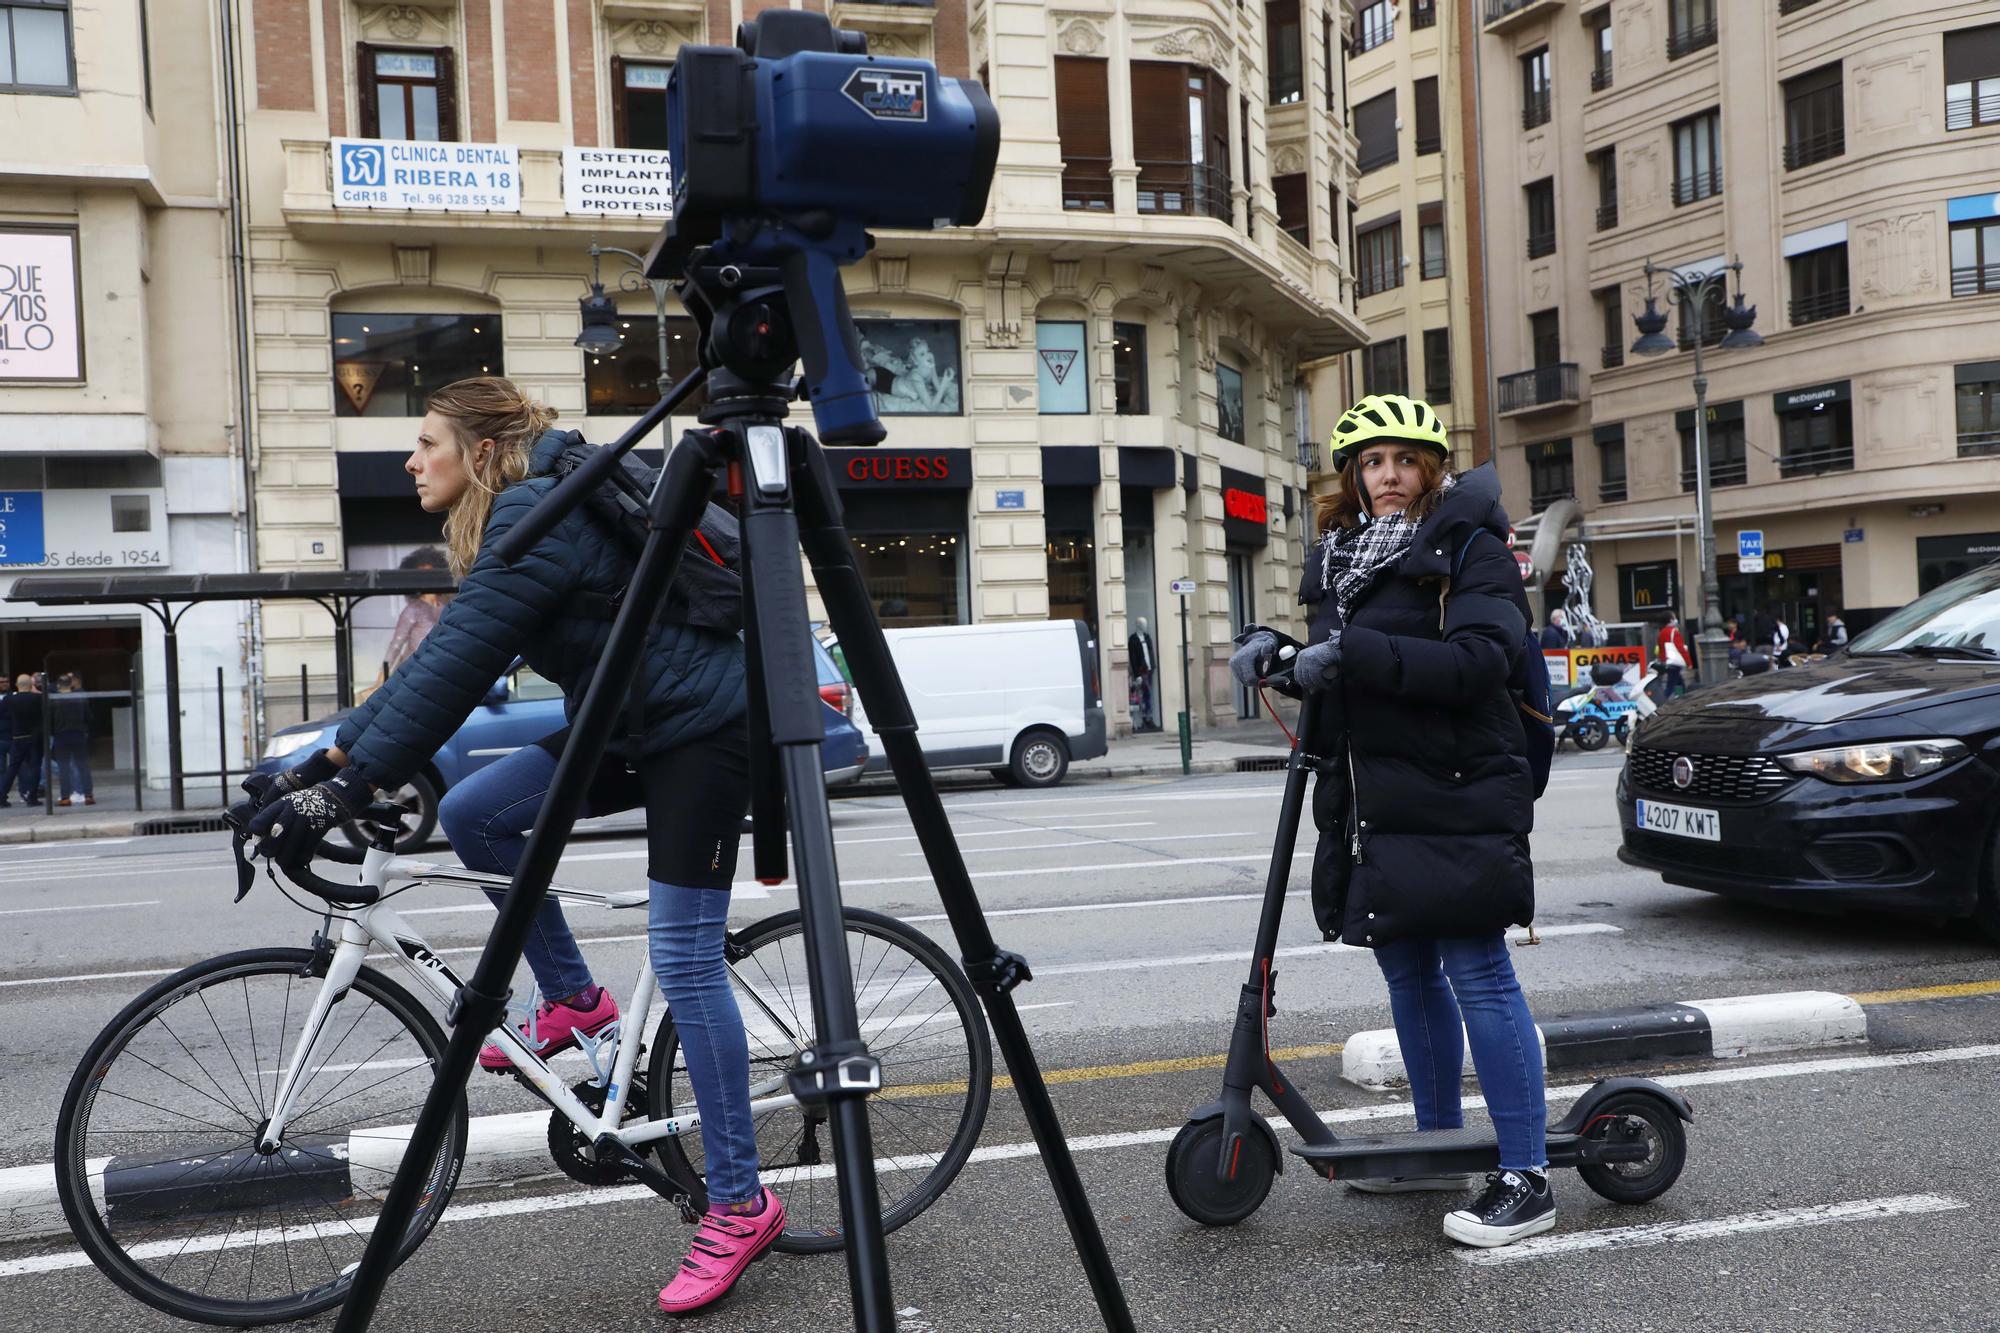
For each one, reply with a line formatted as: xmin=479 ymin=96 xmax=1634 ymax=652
xmin=1312 ymin=444 xmax=1452 ymax=536
xmin=425 ymin=376 xmax=557 ymax=576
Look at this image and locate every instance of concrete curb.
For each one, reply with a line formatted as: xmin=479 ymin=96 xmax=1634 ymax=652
xmin=1340 ymin=990 xmax=1870 ymax=1091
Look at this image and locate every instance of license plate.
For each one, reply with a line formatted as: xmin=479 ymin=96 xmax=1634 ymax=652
xmin=1635 ymin=799 xmax=1719 ymax=842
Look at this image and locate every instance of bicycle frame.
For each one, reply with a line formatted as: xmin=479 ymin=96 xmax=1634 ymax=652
xmin=257 ymin=846 xmax=812 ymax=1160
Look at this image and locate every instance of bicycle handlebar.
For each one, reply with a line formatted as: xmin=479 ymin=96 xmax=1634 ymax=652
xmin=224 ymin=798 xmax=403 ymax=907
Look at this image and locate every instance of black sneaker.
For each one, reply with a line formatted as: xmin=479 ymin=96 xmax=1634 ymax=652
xmin=1441 ymin=1170 xmax=1556 ymax=1248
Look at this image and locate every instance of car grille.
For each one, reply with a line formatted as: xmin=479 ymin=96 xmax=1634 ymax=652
xmin=1627 ymin=831 xmax=1795 ymax=881
xmin=1627 ymin=747 xmax=1796 ymax=803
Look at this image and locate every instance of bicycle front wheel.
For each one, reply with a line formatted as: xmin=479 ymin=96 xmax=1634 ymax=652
xmin=648 ymin=907 xmax=992 ymax=1254
xmin=55 ymin=948 xmax=468 ymax=1327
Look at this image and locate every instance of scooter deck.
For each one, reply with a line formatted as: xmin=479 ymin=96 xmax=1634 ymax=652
xmin=1291 ymin=1128 xmax=1600 ymax=1181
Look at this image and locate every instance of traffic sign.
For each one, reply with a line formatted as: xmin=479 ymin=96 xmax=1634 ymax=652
xmin=1738 ymin=530 xmax=1765 ymax=574
xmin=1515 ymin=550 xmax=1534 ymax=582
xmin=1169 ymin=578 xmax=1197 ymax=596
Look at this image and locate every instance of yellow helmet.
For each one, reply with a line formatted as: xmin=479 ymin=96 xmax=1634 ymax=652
xmin=1328 ymin=393 xmax=1448 ymax=468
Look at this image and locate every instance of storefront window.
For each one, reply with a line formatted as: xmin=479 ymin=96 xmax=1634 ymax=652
xmin=583 ymin=313 xmax=702 ymax=415
xmin=849 ymin=534 xmax=962 ymax=626
xmin=1036 ymin=321 xmax=1088 ymax=414
xmin=1777 ymin=401 xmax=1853 ymax=477
xmin=333 ymin=313 xmax=502 ymax=417
xmin=1046 ymin=531 xmax=1098 ymax=634
xmin=1216 ymin=361 xmax=1245 ymax=443
xmin=1113 ymin=322 xmax=1147 ymax=414
xmin=857 ymin=319 xmax=962 ymax=415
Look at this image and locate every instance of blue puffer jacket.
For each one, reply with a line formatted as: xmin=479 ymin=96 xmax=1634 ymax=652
xmin=336 ymin=430 xmax=747 ymax=788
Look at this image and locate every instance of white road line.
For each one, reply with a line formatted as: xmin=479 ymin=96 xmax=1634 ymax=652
xmin=0 ymin=865 xmax=231 ymax=887
xmin=901 ymin=889 xmax=1301 ymax=925
xmin=903 ymin=831 xmax=1254 ymax=857
xmin=1456 ymin=1194 xmax=1968 ymax=1267
xmin=821 ymin=849 xmax=1311 ymax=889
xmin=7 ymin=1043 xmax=1994 ymax=1280
xmin=1030 ymin=923 xmax=1619 ymax=976
xmin=925 ymin=787 xmax=1286 ymax=813
xmin=0 ymin=964 xmax=179 ymax=990
xmin=0 ymin=899 xmax=160 ymax=917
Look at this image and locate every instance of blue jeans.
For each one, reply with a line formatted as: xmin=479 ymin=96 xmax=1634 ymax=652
xmin=649 ymin=881 xmax=760 ymax=1206
xmin=1373 ymin=934 xmax=1548 ymax=1173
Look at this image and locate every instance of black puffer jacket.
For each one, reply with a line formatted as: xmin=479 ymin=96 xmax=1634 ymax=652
xmin=1299 ymin=462 xmax=1536 ymax=945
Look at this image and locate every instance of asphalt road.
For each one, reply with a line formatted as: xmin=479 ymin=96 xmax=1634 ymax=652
xmin=3 ymin=755 xmax=1998 ymax=1330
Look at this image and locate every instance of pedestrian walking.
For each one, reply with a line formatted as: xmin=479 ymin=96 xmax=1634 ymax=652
xmin=1232 ymin=393 xmax=1552 ymax=1249
xmin=1773 ymin=612 xmax=1794 ymax=667
xmin=1655 ymin=612 xmax=1692 ymax=698
xmin=1538 ymin=607 xmax=1570 ymax=650
xmin=2 ymin=674 xmax=44 ymax=804
xmin=242 ymin=376 xmax=779 ymax=1314
xmin=51 ymin=672 xmax=95 ymax=806
xmin=0 ymin=678 xmax=15 ymax=807
xmin=1751 ymin=605 xmax=1780 ymax=664
xmin=1821 ymin=611 xmax=1849 ymax=653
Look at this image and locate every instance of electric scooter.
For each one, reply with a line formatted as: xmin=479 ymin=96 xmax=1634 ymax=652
xmin=1165 ymin=679 xmax=1693 ymax=1227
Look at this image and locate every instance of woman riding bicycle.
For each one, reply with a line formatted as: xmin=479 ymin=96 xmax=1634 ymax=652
xmin=245 ymin=376 xmax=780 ymax=1314
xmin=1230 ymin=393 xmax=1553 ymax=1249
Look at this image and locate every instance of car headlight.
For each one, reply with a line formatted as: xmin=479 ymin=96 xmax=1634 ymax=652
xmin=1776 ymin=739 xmax=1968 ymax=783
xmin=263 ymin=729 xmax=328 ymax=761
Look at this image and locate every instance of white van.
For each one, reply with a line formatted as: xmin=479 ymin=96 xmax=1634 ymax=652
xmin=848 ymin=620 xmax=1107 ymax=787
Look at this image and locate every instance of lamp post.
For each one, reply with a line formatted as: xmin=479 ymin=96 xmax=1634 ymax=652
xmin=575 ymin=242 xmax=676 ymax=398
xmin=1629 ymin=255 xmax=1762 ymax=687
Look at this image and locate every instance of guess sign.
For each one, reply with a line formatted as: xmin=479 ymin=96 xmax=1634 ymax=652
xmin=1223 ymin=488 xmax=1268 ymax=524
xmin=846 ymin=453 xmax=953 ymax=483
xmin=829 ymin=447 xmax=972 ymax=491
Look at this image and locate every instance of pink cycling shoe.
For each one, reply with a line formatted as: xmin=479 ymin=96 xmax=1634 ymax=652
xmin=477 ymin=986 xmax=618 ymax=1072
xmin=657 ymin=1189 xmax=786 ymax=1316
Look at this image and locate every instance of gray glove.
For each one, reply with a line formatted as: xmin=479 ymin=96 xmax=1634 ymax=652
xmin=1293 ymin=631 xmax=1343 ymax=692
xmin=1229 ymin=625 xmax=1301 ymax=688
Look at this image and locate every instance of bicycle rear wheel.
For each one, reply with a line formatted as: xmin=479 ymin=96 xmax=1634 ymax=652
xmin=55 ymin=948 xmax=467 ymax=1326
xmin=648 ymin=907 xmax=991 ymax=1254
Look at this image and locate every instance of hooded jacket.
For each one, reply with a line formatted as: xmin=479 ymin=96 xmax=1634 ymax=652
xmin=336 ymin=430 xmax=746 ymax=788
xmin=1298 ymin=462 xmax=1536 ymax=945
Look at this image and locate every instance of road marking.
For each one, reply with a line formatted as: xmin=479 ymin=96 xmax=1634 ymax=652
xmin=1456 ymin=1194 xmax=1969 ymax=1267
xmin=904 ymin=831 xmax=1255 ymax=857
xmin=0 ymin=865 xmax=230 ymax=887
xmin=819 ymin=849 xmax=1312 ymax=890
xmin=900 ymin=888 xmax=1304 ymax=925
xmin=1030 ymin=923 xmax=1620 ymax=976
xmin=4 ymin=1044 xmax=1997 ymax=1280
xmin=0 ymin=964 xmax=180 ymax=990
xmin=0 ymin=899 xmax=160 ymax=917
xmin=897 ymin=1043 xmax=1347 ymax=1099
xmin=1848 ymin=978 xmax=2000 ymax=1005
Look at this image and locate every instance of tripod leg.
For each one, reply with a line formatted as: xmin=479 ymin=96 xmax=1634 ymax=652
xmin=735 ymin=425 xmax=897 ymax=1332
xmin=789 ymin=435 xmax=1137 ymax=1331
xmin=741 ymin=561 xmax=789 ymax=884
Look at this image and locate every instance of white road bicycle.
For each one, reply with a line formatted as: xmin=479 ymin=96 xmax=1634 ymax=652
xmin=55 ymin=809 xmax=992 ymax=1327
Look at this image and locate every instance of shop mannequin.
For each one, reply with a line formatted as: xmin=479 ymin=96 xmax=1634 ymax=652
xmin=1128 ymin=616 xmax=1158 ymax=732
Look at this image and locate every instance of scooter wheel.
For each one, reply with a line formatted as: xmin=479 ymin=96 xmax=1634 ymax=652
xmin=1577 ymin=1092 xmax=1687 ymax=1204
xmin=1573 ymin=718 xmax=1610 ymax=752
xmin=1165 ymin=1119 xmax=1275 ymax=1226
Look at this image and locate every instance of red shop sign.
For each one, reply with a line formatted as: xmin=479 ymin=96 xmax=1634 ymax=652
xmin=1222 ymin=487 xmax=1268 ymax=524
xmin=844 ymin=453 xmax=954 ymax=483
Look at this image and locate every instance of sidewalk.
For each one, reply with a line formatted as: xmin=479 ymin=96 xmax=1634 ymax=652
xmin=0 ymin=783 xmax=229 ymax=847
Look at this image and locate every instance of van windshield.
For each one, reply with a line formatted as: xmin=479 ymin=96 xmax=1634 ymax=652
xmin=1848 ymin=563 xmax=2000 ymax=656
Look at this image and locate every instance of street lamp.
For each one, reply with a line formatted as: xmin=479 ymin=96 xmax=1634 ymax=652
xmin=1630 ymin=255 xmax=1761 ymax=687
xmin=574 ymin=242 xmax=677 ymax=397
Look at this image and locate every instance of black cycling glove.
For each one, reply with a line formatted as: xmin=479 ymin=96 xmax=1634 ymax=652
xmin=246 ymin=768 xmax=374 ymax=865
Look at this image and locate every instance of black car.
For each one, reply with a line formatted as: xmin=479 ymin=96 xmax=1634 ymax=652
xmin=1617 ymin=564 xmax=2000 ymax=942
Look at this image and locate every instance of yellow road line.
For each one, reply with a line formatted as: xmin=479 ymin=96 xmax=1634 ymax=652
xmin=1849 ymin=978 xmax=2000 ymax=1006
xmin=891 ymin=1042 xmax=1343 ymax=1100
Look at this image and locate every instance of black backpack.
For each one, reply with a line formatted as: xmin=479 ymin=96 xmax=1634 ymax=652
xmin=536 ymin=433 xmax=744 ymax=635
xmin=1447 ymin=530 xmax=1556 ymax=799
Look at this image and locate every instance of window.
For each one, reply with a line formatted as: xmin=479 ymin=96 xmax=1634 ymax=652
xmin=1527 ymin=439 xmax=1573 ymax=514
xmin=1956 ymin=361 xmax=2000 ymax=457
xmin=139 ymin=0 xmax=151 ymax=110
xmin=1678 ymin=289 xmax=1726 ymax=349
xmin=1946 ymin=23 xmax=2000 ymax=131
xmin=1667 ymin=0 xmax=1717 ymax=59
xmin=1788 ymin=244 xmax=1850 ymax=325
xmin=1266 ymin=0 xmax=1302 ymax=103
xmin=1362 ymin=337 xmax=1408 ymax=396
xmin=1274 ymin=172 xmax=1309 ymax=244
xmin=584 ymin=314 xmax=705 ymax=416
xmin=1055 ymin=57 xmax=1113 ymax=211
xmin=358 ymin=46 xmax=458 ymax=141
xmin=1530 ymin=309 xmax=1561 ymax=368
xmin=1778 ymin=399 xmax=1853 ymax=477
xmin=1521 ymin=48 xmax=1551 ymax=130
xmin=1322 ymin=13 xmax=1335 ymax=111
xmin=1357 ymin=0 xmax=1394 ymax=53
xmin=1130 ymin=62 xmax=1232 ymax=223
xmin=1413 ymin=76 xmax=1441 ymax=155
xmin=1423 ymin=328 xmax=1451 ymax=405
xmin=1216 ymin=362 xmax=1246 ymax=442
xmin=1525 ymin=178 xmax=1556 ymax=258
xmin=1783 ymin=63 xmax=1844 ymax=169
xmin=110 ymin=495 xmax=151 ymax=533
xmin=1589 ymin=10 xmax=1613 ymax=91
xmin=1678 ymin=404 xmax=1747 ymax=491
xmin=1356 ymin=215 xmax=1402 ymax=297
xmin=1411 ymin=0 xmax=1436 ymax=31
xmin=611 ymin=59 xmax=671 ymax=149
xmin=1240 ymin=94 xmax=1253 ymax=237
xmin=1598 ymin=287 xmax=1623 ymax=369
xmin=1672 ymin=110 xmax=1722 ymax=205
xmin=0 ymin=0 xmax=73 ymax=91
xmin=1418 ymin=201 xmax=1446 ymax=279
xmin=1114 ymin=322 xmax=1148 ymax=415
xmin=1354 ymin=89 xmax=1397 ymax=173
xmin=1593 ymin=147 xmax=1618 ymax=230
xmin=332 ymin=313 xmax=501 ymax=417
xmin=1950 ymin=216 xmax=2000 ymax=297
xmin=1036 ymin=321 xmax=1089 ymax=415
xmin=1596 ymin=425 xmax=1627 ymax=503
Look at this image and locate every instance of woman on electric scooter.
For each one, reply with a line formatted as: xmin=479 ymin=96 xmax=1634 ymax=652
xmin=243 ymin=376 xmax=781 ymax=1315
xmin=1230 ymin=393 xmax=1552 ymax=1249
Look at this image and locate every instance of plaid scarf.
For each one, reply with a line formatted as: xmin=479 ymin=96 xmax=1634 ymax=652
xmin=1318 ymin=473 xmax=1456 ymax=625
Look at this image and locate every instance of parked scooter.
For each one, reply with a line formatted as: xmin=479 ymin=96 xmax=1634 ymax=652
xmin=1554 ymin=663 xmax=1653 ymax=751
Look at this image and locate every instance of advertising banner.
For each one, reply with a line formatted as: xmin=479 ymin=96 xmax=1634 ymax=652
xmin=332 ymin=138 xmax=521 ymax=212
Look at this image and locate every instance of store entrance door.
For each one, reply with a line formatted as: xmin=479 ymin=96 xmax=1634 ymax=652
xmin=1227 ymin=551 xmax=1256 ymax=719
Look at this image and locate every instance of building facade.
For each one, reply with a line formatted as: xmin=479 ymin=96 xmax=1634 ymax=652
xmin=1478 ymin=0 xmax=2000 ymax=643
xmin=240 ymin=0 xmax=1366 ymax=735
xmin=0 ymin=0 xmax=254 ymax=791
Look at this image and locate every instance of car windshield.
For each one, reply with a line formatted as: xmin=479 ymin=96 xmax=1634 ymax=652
xmin=1848 ymin=563 xmax=2000 ymax=656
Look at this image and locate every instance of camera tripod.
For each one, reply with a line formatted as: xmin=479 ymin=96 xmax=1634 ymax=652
xmin=332 ymin=261 xmax=1135 ymax=1332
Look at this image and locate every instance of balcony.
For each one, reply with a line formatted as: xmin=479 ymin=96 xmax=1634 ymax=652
xmin=1680 ymin=459 xmax=1747 ymax=492
xmin=1529 ymin=481 xmax=1575 ymax=514
xmin=1061 ymin=155 xmax=1114 ymax=213
xmin=1789 ymin=286 xmax=1850 ymax=327
xmin=1779 ymin=443 xmax=1854 ymax=478
xmin=1777 ymin=0 xmax=1820 ymax=12
xmin=1484 ymin=0 xmax=1564 ymax=34
xmin=1599 ymin=478 xmax=1627 ymax=503
xmin=1667 ymin=19 xmax=1717 ymax=60
xmin=1951 ymin=263 xmax=2000 ymax=299
xmin=1497 ymin=363 xmax=1581 ymax=416
xmin=1672 ymin=166 xmax=1723 ymax=207
xmin=1958 ymin=429 xmax=2000 ymax=459
xmin=1297 ymin=439 xmax=1322 ymax=472
xmin=1522 ymin=91 xmax=1552 ymax=131
xmin=1595 ymin=202 xmax=1619 ymax=231
xmin=1135 ymin=160 xmax=1233 ymax=225
xmin=1782 ymin=128 xmax=1844 ymax=171
xmin=1526 ymin=228 xmax=1556 ymax=260
xmin=1590 ymin=61 xmax=1613 ymax=92
xmin=1601 ymin=342 xmax=1624 ymax=370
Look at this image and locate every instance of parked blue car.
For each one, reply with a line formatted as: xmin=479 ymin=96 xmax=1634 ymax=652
xmin=256 ymin=639 xmax=868 ymax=856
